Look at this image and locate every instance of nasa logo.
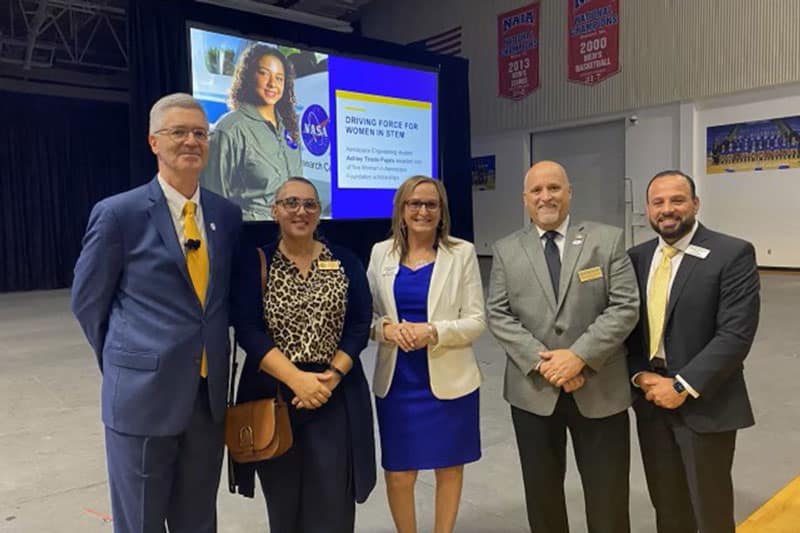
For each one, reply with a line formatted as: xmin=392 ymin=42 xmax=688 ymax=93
xmin=284 ymin=129 xmax=298 ymax=150
xmin=301 ymin=104 xmax=330 ymax=156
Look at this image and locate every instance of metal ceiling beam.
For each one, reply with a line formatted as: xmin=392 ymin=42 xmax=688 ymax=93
xmin=0 ymin=61 xmax=127 ymax=89
xmin=195 ymin=0 xmax=353 ymax=33
xmin=23 ymin=1 xmax=48 ymax=69
xmin=47 ymin=0 xmax=125 ymax=17
xmin=4 ymin=0 xmax=128 ymax=72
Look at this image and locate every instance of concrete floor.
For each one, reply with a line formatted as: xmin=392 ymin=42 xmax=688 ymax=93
xmin=1 ymin=271 xmax=798 ymax=532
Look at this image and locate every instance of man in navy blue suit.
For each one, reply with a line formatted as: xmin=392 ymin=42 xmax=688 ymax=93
xmin=72 ymin=93 xmax=242 ymax=532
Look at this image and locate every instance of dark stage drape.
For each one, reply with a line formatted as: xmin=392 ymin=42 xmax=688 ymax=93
xmin=128 ymin=0 xmax=472 ymax=260
xmin=0 ymin=91 xmax=130 ymax=291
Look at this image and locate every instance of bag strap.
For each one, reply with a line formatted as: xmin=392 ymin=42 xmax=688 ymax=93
xmin=227 ymin=246 xmax=268 ymax=494
xmin=229 ymin=247 xmax=285 ymax=405
xmin=227 ymin=334 xmax=238 ymax=408
xmin=255 ymin=247 xmax=284 ymax=406
xmin=257 ymin=247 xmax=267 ymax=293
xmin=228 ymin=247 xmax=267 ymax=410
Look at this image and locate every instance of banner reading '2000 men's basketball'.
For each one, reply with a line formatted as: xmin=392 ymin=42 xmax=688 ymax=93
xmin=497 ymin=2 xmax=540 ymax=100
xmin=567 ymin=0 xmax=620 ymax=85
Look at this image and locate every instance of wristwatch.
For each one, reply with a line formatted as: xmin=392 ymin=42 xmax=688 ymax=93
xmin=672 ymin=379 xmax=686 ymax=394
xmin=329 ymin=364 xmax=346 ymax=379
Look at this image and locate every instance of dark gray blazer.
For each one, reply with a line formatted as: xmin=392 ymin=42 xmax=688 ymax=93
xmin=626 ymin=223 xmax=760 ymax=433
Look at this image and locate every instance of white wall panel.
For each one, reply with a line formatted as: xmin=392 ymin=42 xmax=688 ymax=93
xmin=362 ymin=0 xmax=800 ymax=136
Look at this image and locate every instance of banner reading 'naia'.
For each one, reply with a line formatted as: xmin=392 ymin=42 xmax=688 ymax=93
xmin=497 ymin=2 xmax=540 ymax=100
xmin=567 ymin=0 xmax=620 ymax=85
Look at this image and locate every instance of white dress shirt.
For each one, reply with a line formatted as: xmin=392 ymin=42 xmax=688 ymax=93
xmin=640 ymin=220 xmax=700 ymax=398
xmin=157 ymin=175 xmax=207 ymax=258
xmin=534 ymin=215 xmax=570 ymax=260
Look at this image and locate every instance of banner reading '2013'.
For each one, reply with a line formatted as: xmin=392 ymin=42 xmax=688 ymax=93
xmin=497 ymin=2 xmax=540 ymax=100
xmin=567 ymin=0 xmax=620 ymax=85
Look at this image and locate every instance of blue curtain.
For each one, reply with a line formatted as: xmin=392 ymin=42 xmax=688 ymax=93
xmin=0 ymin=91 xmax=130 ymax=291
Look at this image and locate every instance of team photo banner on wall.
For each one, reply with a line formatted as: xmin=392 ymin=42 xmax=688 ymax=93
xmin=706 ymin=115 xmax=800 ymax=174
xmin=497 ymin=2 xmax=540 ymax=100
xmin=567 ymin=0 xmax=620 ymax=85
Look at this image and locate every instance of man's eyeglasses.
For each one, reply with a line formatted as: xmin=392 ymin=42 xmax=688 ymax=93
xmin=275 ymin=197 xmax=321 ymax=212
xmin=154 ymin=127 xmax=209 ymax=143
xmin=404 ymin=200 xmax=441 ymax=212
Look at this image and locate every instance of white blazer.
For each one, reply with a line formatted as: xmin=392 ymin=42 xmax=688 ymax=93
xmin=367 ymin=237 xmax=486 ymax=400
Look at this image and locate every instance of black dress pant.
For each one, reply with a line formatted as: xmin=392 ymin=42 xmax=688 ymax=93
xmin=256 ymin=382 xmax=354 ymax=533
xmin=511 ymin=392 xmax=630 ymax=533
xmin=634 ymin=397 xmax=737 ymax=533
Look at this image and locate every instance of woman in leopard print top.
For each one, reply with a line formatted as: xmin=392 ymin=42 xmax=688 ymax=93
xmin=230 ymin=177 xmax=376 ymax=532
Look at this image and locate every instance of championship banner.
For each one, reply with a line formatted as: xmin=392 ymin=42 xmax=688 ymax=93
xmin=567 ymin=0 xmax=620 ymax=85
xmin=497 ymin=2 xmax=540 ymax=100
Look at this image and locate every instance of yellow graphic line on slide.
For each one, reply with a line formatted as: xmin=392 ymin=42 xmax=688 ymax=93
xmin=336 ymin=90 xmax=432 ymax=109
xmin=737 ymin=475 xmax=800 ymax=532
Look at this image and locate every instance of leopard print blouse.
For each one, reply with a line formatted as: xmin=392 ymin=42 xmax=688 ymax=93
xmin=264 ymin=244 xmax=349 ymax=364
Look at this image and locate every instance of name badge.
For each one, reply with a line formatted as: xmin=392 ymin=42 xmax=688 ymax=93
xmin=578 ymin=266 xmax=603 ymax=282
xmin=318 ymin=260 xmax=341 ymax=271
xmin=685 ymin=245 xmax=710 ymax=259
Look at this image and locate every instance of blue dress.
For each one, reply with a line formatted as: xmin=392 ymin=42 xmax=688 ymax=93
xmin=375 ymin=263 xmax=481 ymax=471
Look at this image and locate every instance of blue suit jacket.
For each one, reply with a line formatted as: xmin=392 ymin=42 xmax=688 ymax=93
xmin=71 ymin=177 xmax=242 ymax=436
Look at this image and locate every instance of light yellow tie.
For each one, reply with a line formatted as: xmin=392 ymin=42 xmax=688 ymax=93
xmin=183 ymin=201 xmax=209 ymax=377
xmin=647 ymin=245 xmax=679 ymax=359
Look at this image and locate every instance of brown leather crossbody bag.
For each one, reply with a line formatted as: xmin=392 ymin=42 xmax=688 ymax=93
xmin=225 ymin=248 xmax=293 ymax=465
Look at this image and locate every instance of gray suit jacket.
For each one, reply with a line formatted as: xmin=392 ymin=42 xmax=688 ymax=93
xmin=487 ymin=221 xmax=639 ymax=418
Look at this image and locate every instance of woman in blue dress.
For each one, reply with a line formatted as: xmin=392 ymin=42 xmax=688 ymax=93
xmin=367 ymin=175 xmax=486 ymax=533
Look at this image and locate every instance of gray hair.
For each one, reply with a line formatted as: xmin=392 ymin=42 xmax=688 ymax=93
xmin=149 ymin=93 xmax=207 ymax=134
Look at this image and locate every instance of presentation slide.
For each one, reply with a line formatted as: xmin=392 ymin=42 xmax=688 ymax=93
xmin=188 ymin=25 xmax=438 ymax=221
xmin=336 ymin=91 xmax=433 ymax=189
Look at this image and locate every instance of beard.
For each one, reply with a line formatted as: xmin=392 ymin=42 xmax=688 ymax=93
xmin=650 ymin=214 xmax=696 ymax=243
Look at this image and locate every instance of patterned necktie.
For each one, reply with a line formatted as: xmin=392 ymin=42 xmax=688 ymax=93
xmin=183 ymin=201 xmax=209 ymax=377
xmin=543 ymin=230 xmax=561 ymax=299
xmin=647 ymin=245 xmax=679 ymax=359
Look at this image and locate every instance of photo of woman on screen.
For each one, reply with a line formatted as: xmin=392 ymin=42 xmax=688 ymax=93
xmin=202 ymin=42 xmax=303 ymax=221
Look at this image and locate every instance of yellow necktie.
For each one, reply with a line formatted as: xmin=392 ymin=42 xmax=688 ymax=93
xmin=647 ymin=245 xmax=679 ymax=359
xmin=183 ymin=201 xmax=209 ymax=377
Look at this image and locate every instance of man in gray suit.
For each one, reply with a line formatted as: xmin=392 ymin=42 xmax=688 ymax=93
xmin=487 ymin=160 xmax=639 ymax=533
